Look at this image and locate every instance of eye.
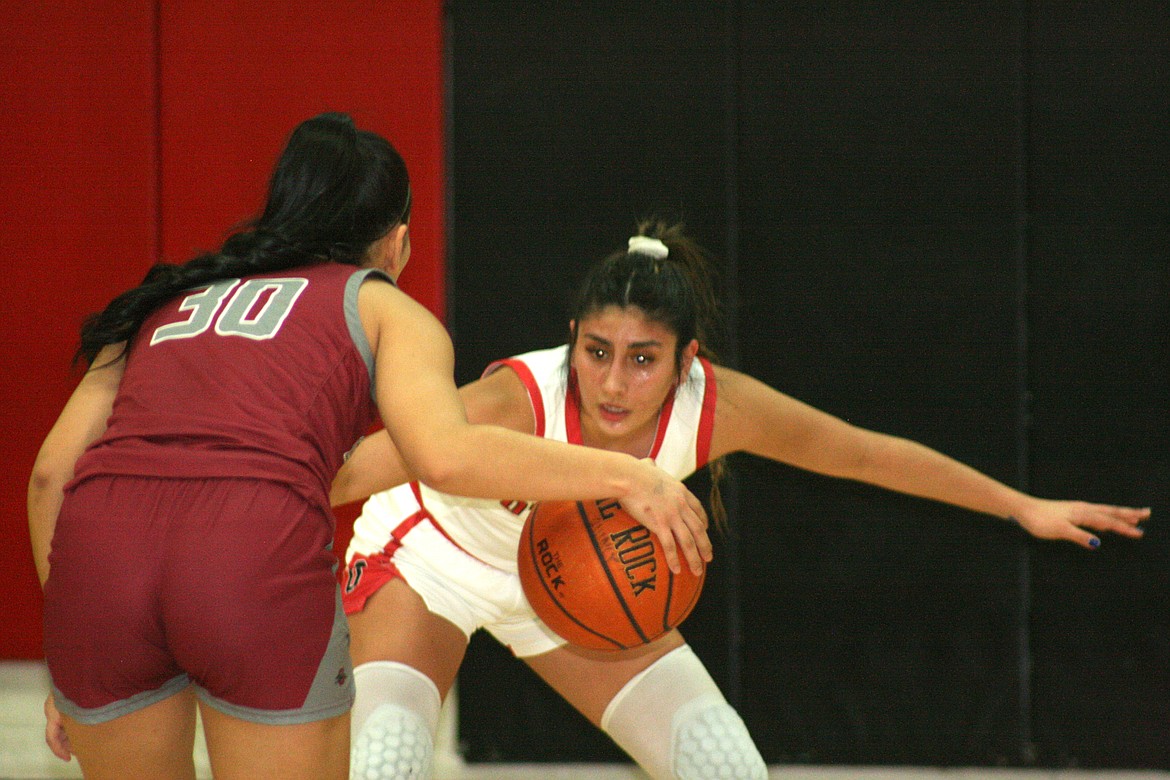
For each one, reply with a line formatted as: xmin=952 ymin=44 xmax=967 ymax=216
xmin=633 ymin=353 xmax=653 ymax=365
xmin=589 ymin=347 xmax=607 ymax=360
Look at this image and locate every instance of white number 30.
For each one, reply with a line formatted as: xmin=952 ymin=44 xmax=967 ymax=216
xmin=150 ymin=278 xmax=308 ymax=345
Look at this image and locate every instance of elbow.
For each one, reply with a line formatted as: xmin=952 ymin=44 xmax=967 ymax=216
xmin=330 ymin=459 xmax=364 ymax=507
xmin=328 ymin=480 xmax=352 ymax=508
xmin=28 ymin=460 xmax=69 ymax=503
xmin=396 ymin=425 xmax=487 ymax=495
xmin=406 ymin=437 xmax=481 ymax=494
xmin=409 ymin=456 xmax=465 ymax=494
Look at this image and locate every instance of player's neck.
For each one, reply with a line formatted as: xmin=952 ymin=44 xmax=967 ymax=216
xmin=579 ymin=415 xmax=660 ymax=461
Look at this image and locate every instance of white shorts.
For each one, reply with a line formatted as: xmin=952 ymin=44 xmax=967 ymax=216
xmin=344 ymin=520 xmax=567 ymax=658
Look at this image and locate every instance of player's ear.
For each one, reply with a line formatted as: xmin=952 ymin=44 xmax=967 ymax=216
xmin=678 ymin=338 xmax=699 ymax=379
xmin=384 ymin=224 xmax=410 ymax=278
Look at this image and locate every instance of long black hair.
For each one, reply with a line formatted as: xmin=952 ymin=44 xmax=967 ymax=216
xmin=76 ymin=112 xmax=410 ymax=366
xmin=569 ymin=219 xmax=731 ymax=527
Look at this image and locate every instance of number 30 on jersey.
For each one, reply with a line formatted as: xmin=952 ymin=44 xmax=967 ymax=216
xmin=150 ymin=278 xmax=308 ymax=344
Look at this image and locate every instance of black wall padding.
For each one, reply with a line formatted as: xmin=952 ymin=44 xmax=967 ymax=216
xmin=1025 ymin=1 xmax=1170 ymax=768
xmin=446 ymin=0 xmax=1169 ymax=768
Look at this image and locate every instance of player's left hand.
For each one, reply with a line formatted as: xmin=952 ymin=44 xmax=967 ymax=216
xmin=1013 ymin=499 xmax=1150 ymax=549
xmin=44 ymin=694 xmax=72 ymax=762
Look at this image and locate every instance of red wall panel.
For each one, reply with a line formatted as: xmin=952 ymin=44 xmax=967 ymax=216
xmin=157 ymin=1 xmax=446 ymax=318
xmin=1 ymin=1 xmax=445 ymax=658
xmin=0 ymin=1 xmax=157 ymax=659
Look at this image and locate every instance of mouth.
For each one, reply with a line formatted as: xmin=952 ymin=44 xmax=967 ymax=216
xmin=598 ymin=403 xmax=629 ymax=423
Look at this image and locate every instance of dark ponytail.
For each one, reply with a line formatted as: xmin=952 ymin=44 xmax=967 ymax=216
xmin=569 ymin=219 xmax=731 ymax=528
xmin=76 ymin=112 xmax=410 ymax=366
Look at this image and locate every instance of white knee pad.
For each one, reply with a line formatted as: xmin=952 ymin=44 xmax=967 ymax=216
xmin=351 ymin=661 xmax=441 ymax=780
xmin=600 ymin=645 xmax=766 ymax=780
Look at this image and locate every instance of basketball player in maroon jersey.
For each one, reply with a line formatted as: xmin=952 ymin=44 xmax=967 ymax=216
xmin=28 ymin=118 xmax=708 ymax=780
xmin=332 ymin=222 xmax=1149 ymax=779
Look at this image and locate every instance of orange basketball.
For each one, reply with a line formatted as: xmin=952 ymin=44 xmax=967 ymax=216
xmin=518 ymin=498 xmax=705 ymax=651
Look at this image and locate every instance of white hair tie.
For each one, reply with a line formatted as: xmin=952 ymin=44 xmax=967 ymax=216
xmin=627 ymin=235 xmax=669 ymax=259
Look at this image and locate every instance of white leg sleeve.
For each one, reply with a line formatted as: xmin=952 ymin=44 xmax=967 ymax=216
xmin=351 ymin=661 xmax=442 ymax=780
xmin=600 ymin=645 xmax=767 ymax=780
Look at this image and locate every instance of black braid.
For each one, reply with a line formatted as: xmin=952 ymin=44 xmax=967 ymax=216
xmin=75 ymin=112 xmax=410 ymax=368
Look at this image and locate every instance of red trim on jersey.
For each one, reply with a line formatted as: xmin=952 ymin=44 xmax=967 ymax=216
xmin=695 ymin=357 xmax=717 ymax=469
xmin=647 ymin=384 xmax=678 ymax=461
xmin=390 ymin=492 xmax=431 ymax=545
xmin=484 ymin=358 xmax=545 ymax=437
xmin=409 ymin=481 xmax=494 ymax=565
xmin=565 ymin=368 xmax=583 ymax=445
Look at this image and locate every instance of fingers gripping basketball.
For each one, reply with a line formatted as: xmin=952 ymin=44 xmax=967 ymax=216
xmin=518 ymin=499 xmax=705 ymax=651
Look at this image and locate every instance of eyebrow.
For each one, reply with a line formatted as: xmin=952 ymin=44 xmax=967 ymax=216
xmin=580 ymin=333 xmax=664 ymax=350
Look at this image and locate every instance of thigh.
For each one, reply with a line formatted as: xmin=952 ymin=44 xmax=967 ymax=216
xmin=61 ymin=685 xmax=198 ymax=780
xmin=199 ymin=702 xmax=349 ymax=780
xmin=348 ymin=578 xmax=467 ymax=699
xmin=523 ymin=629 xmax=687 ymax=726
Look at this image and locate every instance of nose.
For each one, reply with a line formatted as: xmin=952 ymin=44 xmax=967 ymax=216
xmin=601 ymin=363 xmax=626 ymax=396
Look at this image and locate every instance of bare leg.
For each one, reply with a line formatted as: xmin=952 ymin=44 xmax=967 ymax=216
xmin=61 ymin=685 xmax=198 ymax=780
xmin=347 ymin=578 xmax=468 ymax=778
xmin=347 ymin=577 xmax=468 ymax=698
xmin=199 ymin=703 xmax=349 ymax=780
xmin=525 ymin=632 xmax=766 ymax=779
xmin=523 ymin=630 xmax=686 ymax=725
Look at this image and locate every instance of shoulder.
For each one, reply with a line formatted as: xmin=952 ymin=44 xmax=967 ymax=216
xmin=357 ymin=273 xmax=449 ymax=355
xmin=708 ymin=365 xmax=798 ymax=459
xmin=357 ymin=273 xmax=431 ymax=322
xmin=461 ymin=363 xmax=537 ymax=434
xmin=710 ymin=364 xmax=754 ymax=403
xmin=710 ymin=365 xmax=756 ymax=424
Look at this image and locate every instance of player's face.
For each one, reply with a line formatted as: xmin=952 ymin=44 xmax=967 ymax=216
xmin=571 ymin=305 xmax=697 ymax=454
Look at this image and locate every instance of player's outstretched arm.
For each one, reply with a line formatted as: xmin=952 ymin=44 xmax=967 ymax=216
xmin=710 ymin=365 xmax=1149 ymax=547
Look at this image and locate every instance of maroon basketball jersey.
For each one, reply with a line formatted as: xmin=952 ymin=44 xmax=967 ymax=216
xmin=72 ymin=262 xmax=386 ymax=513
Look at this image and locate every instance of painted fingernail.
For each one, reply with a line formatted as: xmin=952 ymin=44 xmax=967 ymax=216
xmin=1089 ymin=537 xmax=1101 ymax=549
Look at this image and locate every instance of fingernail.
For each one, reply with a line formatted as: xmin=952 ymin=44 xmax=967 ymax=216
xmin=1089 ymin=537 xmax=1101 ymax=549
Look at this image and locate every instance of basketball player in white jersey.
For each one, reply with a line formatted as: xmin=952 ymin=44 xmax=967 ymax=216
xmin=333 ymin=222 xmax=1149 ymax=779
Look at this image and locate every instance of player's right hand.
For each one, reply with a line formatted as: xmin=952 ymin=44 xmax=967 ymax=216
xmin=621 ymin=459 xmax=712 ymax=576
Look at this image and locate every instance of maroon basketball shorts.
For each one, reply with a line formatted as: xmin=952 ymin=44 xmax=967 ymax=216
xmin=43 ymin=475 xmax=353 ymax=725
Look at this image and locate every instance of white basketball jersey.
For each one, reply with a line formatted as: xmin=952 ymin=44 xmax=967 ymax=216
xmin=347 ymin=345 xmax=717 ymax=573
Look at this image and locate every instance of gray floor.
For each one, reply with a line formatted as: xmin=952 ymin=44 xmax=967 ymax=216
xmin=2 ymin=661 xmax=1166 ymax=780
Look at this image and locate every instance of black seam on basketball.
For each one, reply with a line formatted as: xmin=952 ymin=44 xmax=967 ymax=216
xmin=529 ymin=504 xmax=625 ymax=650
xmin=662 ymin=568 xmax=675 ymax=634
xmin=580 ymin=502 xmax=651 ymax=645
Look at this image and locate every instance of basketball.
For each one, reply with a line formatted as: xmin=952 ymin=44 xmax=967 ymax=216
xmin=518 ymin=498 xmax=706 ymax=651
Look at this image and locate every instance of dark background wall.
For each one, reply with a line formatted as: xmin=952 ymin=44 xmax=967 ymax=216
xmin=446 ymin=1 xmax=1168 ymax=769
